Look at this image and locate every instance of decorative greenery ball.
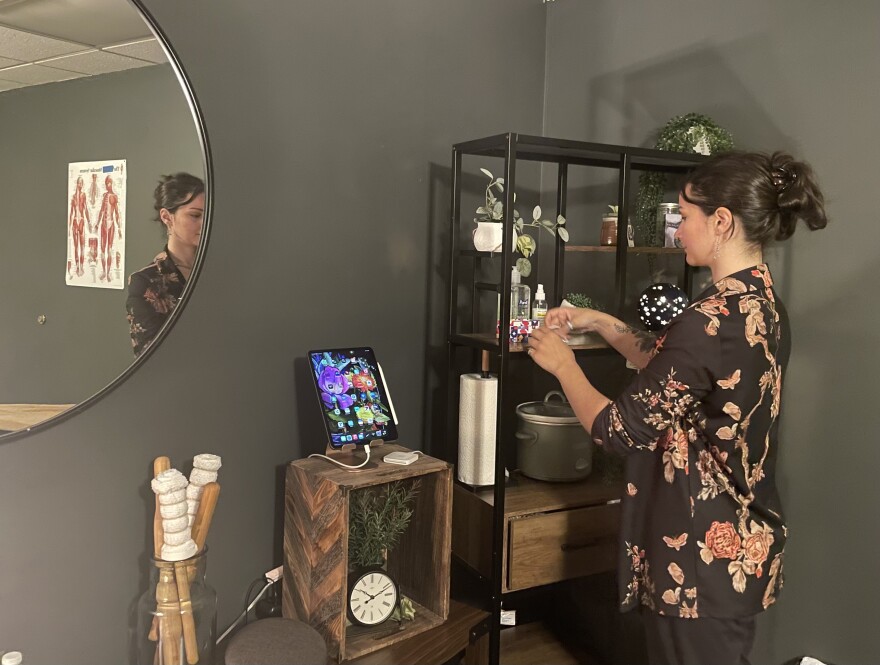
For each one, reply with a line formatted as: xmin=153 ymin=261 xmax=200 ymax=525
xmin=636 ymin=113 xmax=735 ymax=248
xmin=637 ymin=283 xmax=689 ymax=331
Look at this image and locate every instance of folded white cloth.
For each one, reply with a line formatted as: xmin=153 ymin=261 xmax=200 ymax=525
xmin=161 ymin=540 xmax=198 ymax=561
xmin=163 ymin=528 xmax=193 ymax=546
xmin=189 ymin=468 xmax=217 ymax=487
xmin=186 ymin=484 xmax=204 ymax=500
xmin=161 ymin=515 xmax=189 ymax=533
xmin=159 ymin=501 xmax=188 ymax=519
xmin=193 ymin=454 xmax=222 ymax=472
xmin=151 ymin=469 xmax=187 ymax=494
xmin=158 ymin=488 xmax=187 ymax=505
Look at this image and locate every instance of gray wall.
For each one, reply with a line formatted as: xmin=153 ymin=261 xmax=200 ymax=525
xmin=0 ymin=1 xmax=547 ymax=662
xmin=544 ymin=1 xmax=880 ymax=663
xmin=0 ymin=65 xmax=202 ymax=405
xmin=2 ymin=1 xmax=876 ymax=663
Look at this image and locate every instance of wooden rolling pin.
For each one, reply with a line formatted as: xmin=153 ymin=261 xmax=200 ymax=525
xmin=150 ymin=456 xmax=184 ymax=665
xmin=192 ymin=482 xmax=220 ymax=551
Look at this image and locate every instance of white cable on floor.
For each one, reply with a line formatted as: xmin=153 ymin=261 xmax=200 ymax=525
xmin=216 ymin=579 xmax=275 ymax=645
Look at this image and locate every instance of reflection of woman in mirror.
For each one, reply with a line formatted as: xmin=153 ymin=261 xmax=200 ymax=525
xmin=126 ymin=173 xmax=205 ymax=357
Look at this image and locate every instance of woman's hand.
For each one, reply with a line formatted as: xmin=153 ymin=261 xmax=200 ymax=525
xmin=527 ymin=326 xmax=577 ymax=377
xmin=543 ymin=306 xmax=604 ymax=336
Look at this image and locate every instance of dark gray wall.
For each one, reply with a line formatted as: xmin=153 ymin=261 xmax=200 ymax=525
xmin=0 ymin=1 xmax=547 ymax=662
xmin=544 ymin=1 xmax=880 ymax=664
xmin=0 ymin=65 xmax=202 ymax=405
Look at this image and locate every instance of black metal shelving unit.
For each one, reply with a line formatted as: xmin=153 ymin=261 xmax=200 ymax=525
xmin=445 ymin=133 xmax=706 ymax=665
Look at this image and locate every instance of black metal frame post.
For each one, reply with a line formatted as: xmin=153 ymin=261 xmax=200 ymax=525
xmin=613 ymin=152 xmax=632 ymax=316
xmin=553 ymin=162 xmax=568 ymax=306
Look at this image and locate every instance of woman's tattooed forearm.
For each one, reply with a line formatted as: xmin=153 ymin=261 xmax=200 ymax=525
xmin=613 ymin=323 xmax=657 ymax=353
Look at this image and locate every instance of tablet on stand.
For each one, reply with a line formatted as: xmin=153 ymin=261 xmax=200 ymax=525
xmin=307 ymin=346 xmax=399 ymax=471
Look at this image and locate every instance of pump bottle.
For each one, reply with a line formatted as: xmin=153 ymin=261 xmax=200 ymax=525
xmin=532 ymin=284 xmax=548 ymax=321
xmin=510 ymin=267 xmax=531 ymax=319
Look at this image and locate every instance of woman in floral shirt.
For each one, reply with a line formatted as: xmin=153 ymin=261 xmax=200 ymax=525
xmin=529 ymin=151 xmax=827 ymax=665
xmin=126 ymin=173 xmax=205 ymax=356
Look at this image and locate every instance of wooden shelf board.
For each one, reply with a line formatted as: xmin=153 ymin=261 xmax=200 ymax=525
xmin=499 ymin=621 xmax=600 ymax=665
xmin=293 ymin=444 xmax=450 ymax=490
xmin=0 ymin=403 xmax=74 ymax=431
xmin=342 ymin=599 xmax=488 ymax=665
xmin=565 ymin=245 xmax=685 ymax=254
xmin=452 ymin=332 xmax=609 ymax=353
xmin=458 ymin=471 xmax=622 ymax=518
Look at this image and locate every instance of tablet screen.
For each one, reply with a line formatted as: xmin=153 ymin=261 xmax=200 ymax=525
xmin=307 ymin=347 xmax=398 ymax=448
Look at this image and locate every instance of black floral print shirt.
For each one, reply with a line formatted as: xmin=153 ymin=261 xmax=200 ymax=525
xmin=125 ymin=247 xmax=186 ymax=357
xmin=592 ymin=264 xmax=789 ymax=619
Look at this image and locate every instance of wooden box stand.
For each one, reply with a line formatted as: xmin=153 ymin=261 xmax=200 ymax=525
xmin=283 ymin=445 xmax=452 ymax=662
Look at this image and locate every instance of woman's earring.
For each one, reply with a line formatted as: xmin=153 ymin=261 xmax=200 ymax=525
xmin=713 ymin=236 xmax=721 ymax=260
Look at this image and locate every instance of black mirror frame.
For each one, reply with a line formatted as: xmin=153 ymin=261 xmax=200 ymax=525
xmin=0 ymin=0 xmax=213 ymax=443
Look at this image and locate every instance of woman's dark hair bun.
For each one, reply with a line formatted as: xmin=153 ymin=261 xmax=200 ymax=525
xmin=768 ymin=152 xmax=827 ymax=241
xmin=153 ymin=172 xmax=205 ymax=223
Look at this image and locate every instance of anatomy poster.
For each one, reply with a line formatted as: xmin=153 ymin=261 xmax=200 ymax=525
xmin=66 ymin=159 xmax=126 ymax=289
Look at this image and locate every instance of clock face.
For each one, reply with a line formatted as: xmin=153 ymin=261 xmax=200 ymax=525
xmin=348 ymin=570 xmax=398 ymax=626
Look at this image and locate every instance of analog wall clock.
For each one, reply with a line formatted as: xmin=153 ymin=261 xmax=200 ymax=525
xmin=347 ymin=567 xmax=399 ymax=627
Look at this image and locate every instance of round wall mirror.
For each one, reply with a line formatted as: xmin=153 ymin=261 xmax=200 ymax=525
xmin=0 ymin=0 xmax=210 ymax=440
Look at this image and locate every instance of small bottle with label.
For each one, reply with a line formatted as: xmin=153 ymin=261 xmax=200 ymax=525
xmin=532 ymin=284 xmax=548 ymax=321
xmin=510 ymin=267 xmax=531 ymax=319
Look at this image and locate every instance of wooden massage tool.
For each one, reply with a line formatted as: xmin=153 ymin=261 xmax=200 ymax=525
xmin=149 ymin=454 xmax=222 ymax=665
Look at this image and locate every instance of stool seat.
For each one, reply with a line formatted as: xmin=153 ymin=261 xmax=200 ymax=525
xmin=224 ymin=618 xmax=327 ymax=665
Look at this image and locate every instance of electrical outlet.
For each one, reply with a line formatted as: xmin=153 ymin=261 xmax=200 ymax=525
xmin=265 ymin=565 xmax=283 ymax=582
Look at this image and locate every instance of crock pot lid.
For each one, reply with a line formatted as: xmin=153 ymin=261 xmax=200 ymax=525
xmin=516 ymin=400 xmax=580 ymax=423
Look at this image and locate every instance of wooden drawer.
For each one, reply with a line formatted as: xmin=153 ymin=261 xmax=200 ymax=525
xmin=507 ymin=502 xmax=620 ymax=591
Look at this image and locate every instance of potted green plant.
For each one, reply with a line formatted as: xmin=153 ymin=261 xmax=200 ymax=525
xmin=635 ymin=113 xmax=734 ymax=247
xmin=348 ymin=479 xmax=420 ymax=570
xmin=346 ymin=479 xmax=421 ymax=626
xmin=473 ymin=168 xmax=568 ymax=277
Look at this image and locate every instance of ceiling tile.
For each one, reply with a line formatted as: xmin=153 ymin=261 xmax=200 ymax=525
xmin=103 ymin=39 xmax=167 ymax=64
xmin=0 ymin=63 xmax=85 ymax=85
xmin=0 ymin=79 xmax=25 ymax=92
xmin=0 ymin=0 xmax=153 ymax=46
xmin=0 ymin=55 xmax=25 ymax=69
xmin=41 ymin=49 xmax=155 ymax=75
xmin=0 ymin=25 xmax=86 ymax=61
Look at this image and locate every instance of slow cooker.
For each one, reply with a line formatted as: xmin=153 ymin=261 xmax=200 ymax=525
xmin=515 ymin=391 xmax=593 ymax=482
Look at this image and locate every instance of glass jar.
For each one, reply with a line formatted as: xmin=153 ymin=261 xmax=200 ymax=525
xmin=136 ymin=549 xmax=217 ymax=665
xmin=600 ymin=216 xmax=617 ymax=245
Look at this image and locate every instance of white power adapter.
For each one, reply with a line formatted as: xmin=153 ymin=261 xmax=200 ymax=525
xmin=265 ymin=565 xmax=283 ymax=582
xmin=383 ymin=451 xmax=420 ymax=465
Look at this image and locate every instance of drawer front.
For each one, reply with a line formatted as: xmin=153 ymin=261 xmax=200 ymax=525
xmin=508 ymin=502 xmax=620 ymax=591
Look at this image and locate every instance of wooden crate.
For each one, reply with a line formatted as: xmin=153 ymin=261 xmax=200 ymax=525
xmin=283 ymin=445 xmax=452 ymax=662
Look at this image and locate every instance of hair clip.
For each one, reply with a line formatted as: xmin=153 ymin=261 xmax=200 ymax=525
xmin=771 ymin=168 xmax=796 ymax=193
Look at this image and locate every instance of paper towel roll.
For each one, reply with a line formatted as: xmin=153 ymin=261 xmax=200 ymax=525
xmin=458 ymin=373 xmax=498 ymax=486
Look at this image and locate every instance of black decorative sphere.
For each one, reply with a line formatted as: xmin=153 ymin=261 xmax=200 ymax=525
xmin=637 ymin=283 xmax=689 ymax=332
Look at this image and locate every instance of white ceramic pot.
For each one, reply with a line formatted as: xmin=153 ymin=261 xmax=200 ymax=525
xmin=473 ymin=221 xmax=504 ymax=252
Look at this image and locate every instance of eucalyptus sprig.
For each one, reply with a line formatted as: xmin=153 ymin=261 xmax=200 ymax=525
xmin=348 ymin=479 xmax=420 ymax=570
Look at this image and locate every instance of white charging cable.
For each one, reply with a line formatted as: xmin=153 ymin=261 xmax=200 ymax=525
xmin=308 ymin=443 xmax=372 ymax=469
xmin=216 ymin=578 xmax=276 ymax=645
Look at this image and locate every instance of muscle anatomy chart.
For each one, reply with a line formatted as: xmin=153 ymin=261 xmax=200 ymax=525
xmin=67 ymin=160 xmax=126 ymax=289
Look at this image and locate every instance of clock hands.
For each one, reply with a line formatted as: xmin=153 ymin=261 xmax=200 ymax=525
xmin=355 ymin=581 xmax=395 ymax=604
